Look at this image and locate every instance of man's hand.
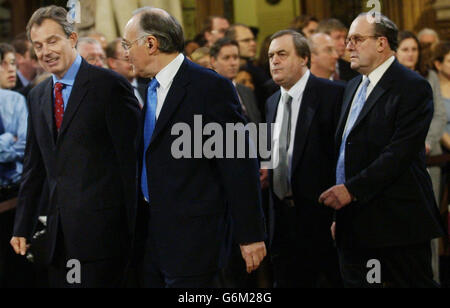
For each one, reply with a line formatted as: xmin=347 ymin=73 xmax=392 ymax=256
xmin=319 ymin=184 xmax=353 ymax=210
xmin=10 ymin=237 xmax=29 ymax=256
xmin=331 ymin=222 xmax=336 ymax=241
xmin=240 ymin=242 xmax=267 ymax=274
xmin=425 ymin=143 xmax=431 ymax=156
xmin=259 ymin=169 xmax=269 ymax=190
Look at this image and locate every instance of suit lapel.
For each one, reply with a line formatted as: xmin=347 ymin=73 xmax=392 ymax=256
xmin=148 ymin=58 xmax=190 ymax=148
xmin=58 ymin=60 xmax=90 ymax=141
xmin=267 ymin=91 xmax=281 ymax=125
xmin=291 ymin=75 xmax=318 ymax=177
xmin=41 ymin=78 xmax=56 ymax=144
xmin=351 ymin=63 xmax=396 ymax=131
xmin=335 ymin=75 xmax=362 ymax=141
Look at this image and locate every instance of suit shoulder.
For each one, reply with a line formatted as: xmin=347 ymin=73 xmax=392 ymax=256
xmin=88 ymin=65 xmax=129 ymax=86
xmin=313 ymin=76 xmax=345 ymax=92
xmin=186 ymin=60 xmax=229 ymax=86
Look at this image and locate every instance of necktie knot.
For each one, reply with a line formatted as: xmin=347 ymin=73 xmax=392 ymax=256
xmin=54 ymin=82 xmax=64 ymax=93
xmin=148 ymin=78 xmax=159 ymax=92
xmin=282 ymin=93 xmax=292 ymax=105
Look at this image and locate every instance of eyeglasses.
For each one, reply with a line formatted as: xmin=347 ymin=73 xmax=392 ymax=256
xmin=345 ymin=35 xmax=380 ymax=47
xmin=211 ymin=29 xmax=228 ymax=35
xmin=121 ymin=35 xmax=148 ymax=51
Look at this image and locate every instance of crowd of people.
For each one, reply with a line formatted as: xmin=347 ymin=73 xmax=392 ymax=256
xmin=0 ymin=4 xmax=449 ymax=288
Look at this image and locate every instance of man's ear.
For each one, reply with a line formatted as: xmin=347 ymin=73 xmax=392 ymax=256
xmin=146 ymin=36 xmax=158 ymax=54
xmin=106 ymin=58 xmax=115 ymax=70
xmin=70 ymin=32 xmax=79 ymax=49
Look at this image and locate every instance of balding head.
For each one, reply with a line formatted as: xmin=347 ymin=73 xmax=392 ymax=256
xmin=308 ymin=33 xmax=338 ymax=79
xmin=77 ymin=37 xmax=106 ymax=67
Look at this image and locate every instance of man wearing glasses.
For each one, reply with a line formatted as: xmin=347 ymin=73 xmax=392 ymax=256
xmin=203 ymin=16 xmax=230 ymax=48
xmin=76 ymin=37 xmax=106 ymax=68
xmin=319 ymin=13 xmax=445 ymax=287
xmin=106 ymin=38 xmax=145 ymax=109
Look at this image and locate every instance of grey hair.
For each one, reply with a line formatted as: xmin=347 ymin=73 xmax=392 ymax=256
xmin=307 ymin=32 xmax=331 ymax=54
xmin=76 ymin=37 xmax=102 ymax=50
xmin=132 ymin=7 xmax=184 ymax=53
xmin=26 ymin=5 xmax=75 ymax=41
xmin=417 ymin=28 xmax=440 ymax=43
xmin=271 ymin=29 xmax=311 ymax=68
xmin=357 ymin=13 xmax=399 ymax=52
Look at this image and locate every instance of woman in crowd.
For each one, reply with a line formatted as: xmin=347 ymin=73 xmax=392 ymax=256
xmin=397 ymin=31 xmax=446 ymax=202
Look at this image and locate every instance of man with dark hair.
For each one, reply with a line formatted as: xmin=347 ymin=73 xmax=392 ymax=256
xmin=210 ymin=38 xmax=261 ymax=123
xmin=226 ymin=24 xmax=270 ymax=119
xmin=0 ymin=44 xmax=17 ymax=90
xmin=317 ymin=18 xmax=359 ymax=81
xmin=12 ymin=33 xmax=38 ymax=95
xmin=203 ymin=16 xmax=230 ymax=47
xmin=320 ymin=13 xmax=445 ymax=288
xmin=106 ymin=38 xmax=145 ymax=108
xmin=10 ymin=5 xmax=140 ymax=288
xmin=266 ymin=29 xmax=344 ymax=287
xmin=123 ymin=7 xmax=266 ymax=288
xmin=290 ymin=15 xmax=319 ymax=38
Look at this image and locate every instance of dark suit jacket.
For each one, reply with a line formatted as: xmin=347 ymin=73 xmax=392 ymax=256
xmin=336 ymin=59 xmax=445 ymax=249
xmin=138 ymin=58 xmax=266 ymax=277
xmin=266 ymin=74 xmax=344 ymax=250
xmin=338 ymin=58 xmax=359 ymax=82
xmin=236 ymin=83 xmax=262 ymax=124
xmin=13 ymin=59 xmax=141 ymax=264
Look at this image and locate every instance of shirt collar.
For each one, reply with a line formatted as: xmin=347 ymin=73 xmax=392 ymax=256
xmin=130 ymin=78 xmax=138 ymax=88
xmin=17 ymin=71 xmax=30 ymax=86
xmin=155 ymin=53 xmax=185 ymax=90
xmin=52 ymin=54 xmax=82 ymax=87
xmin=280 ymin=69 xmax=310 ymax=101
xmin=366 ymin=55 xmax=395 ymax=88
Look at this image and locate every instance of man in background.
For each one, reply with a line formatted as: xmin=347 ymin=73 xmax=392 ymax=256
xmin=308 ymin=33 xmax=339 ymax=80
xmin=106 ymin=38 xmax=145 ymax=108
xmin=203 ymin=16 xmax=230 ymax=48
xmin=77 ymin=37 xmax=107 ymax=68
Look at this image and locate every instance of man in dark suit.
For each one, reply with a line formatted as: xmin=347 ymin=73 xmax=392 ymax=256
xmin=10 ymin=6 xmax=140 ymax=288
xmin=319 ymin=14 xmax=445 ymax=288
xmin=123 ymin=7 xmax=266 ymax=288
xmin=266 ymin=30 xmax=344 ymax=288
xmin=210 ymin=38 xmax=261 ymax=124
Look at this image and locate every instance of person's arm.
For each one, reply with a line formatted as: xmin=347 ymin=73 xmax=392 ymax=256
xmin=346 ymin=79 xmax=433 ymax=203
xmin=0 ymin=94 xmax=28 ymax=163
xmin=321 ymin=79 xmax=434 ymax=209
xmin=11 ymin=93 xmax=45 ymax=255
xmin=105 ymin=75 xmax=141 ymax=236
xmin=206 ymin=75 xmax=267 ymax=273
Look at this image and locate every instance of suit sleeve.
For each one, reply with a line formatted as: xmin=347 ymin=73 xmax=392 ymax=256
xmin=13 ymin=93 xmax=45 ymax=239
xmin=345 ymin=79 xmax=434 ymax=203
xmin=105 ymin=76 xmax=141 ymax=236
xmin=205 ymin=76 xmax=266 ymax=244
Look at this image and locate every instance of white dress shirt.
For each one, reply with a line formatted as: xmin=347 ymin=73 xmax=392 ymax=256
xmin=273 ymin=69 xmax=310 ymax=181
xmin=154 ymin=53 xmax=185 ymax=119
xmin=131 ymin=78 xmax=144 ymax=108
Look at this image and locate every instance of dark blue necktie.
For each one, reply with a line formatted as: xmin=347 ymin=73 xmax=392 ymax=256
xmin=141 ymin=78 xmax=159 ymax=201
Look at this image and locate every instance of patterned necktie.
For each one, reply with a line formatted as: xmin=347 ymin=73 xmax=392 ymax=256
xmin=273 ymin=93 xmax=293 ymax=200
xmin=336 ymin=77 xmax=371 ymax=185
xmin=141 ymin=78 xmax=160 ymax=202
xmin=54 ymin=82 xmax=65 ymax=131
